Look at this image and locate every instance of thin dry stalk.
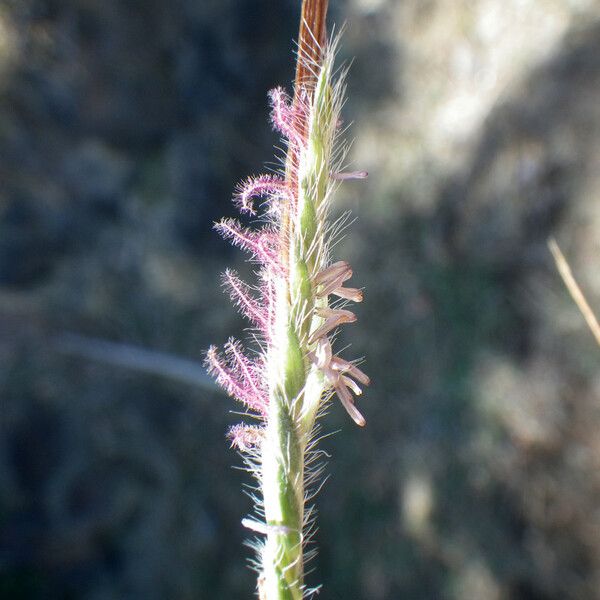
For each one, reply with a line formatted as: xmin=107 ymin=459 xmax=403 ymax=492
xmin=548 ymin=237 xmax=600 ymax=346
xmin=295 ymin=0 xmax=329 ymax=93
xmin=281 ymin=0 xmax=330 ymax=270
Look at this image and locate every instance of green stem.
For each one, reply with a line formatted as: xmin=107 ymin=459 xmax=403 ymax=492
xmin=260 ymin=8 xmax=335 ymax=597
xmin=261 ymin=390 xmax=305 ymax=599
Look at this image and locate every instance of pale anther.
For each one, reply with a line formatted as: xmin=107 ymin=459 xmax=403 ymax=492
xmin=331 ymin=170 xmax=368 ymax=181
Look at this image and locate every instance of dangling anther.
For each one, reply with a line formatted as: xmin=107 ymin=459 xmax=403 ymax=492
xmin=314 ymin=261 xmax=363 ymax=302
xmin=310 ymin=307 xmax=357 ymax=343
xmin=331 ymin=170 xmax=368 ymax=181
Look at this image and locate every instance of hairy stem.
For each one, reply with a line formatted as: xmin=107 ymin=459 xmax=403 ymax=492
xmin=209 ymin=1 xmax=368 ymax=596
xmin=260 ymin=4 xmax=330 ymax=597
xmin=261 ymin=388 xmax=305 ymax=599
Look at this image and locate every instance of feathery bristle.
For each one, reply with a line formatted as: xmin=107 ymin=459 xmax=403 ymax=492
xmin=206 ymin=345 xmax=267 ymax=416
xmin=234 ymin=174 xmax=290 ymax=215
xmin=214 ymin=219 xmax=283 ymax=273
xmin=222 ymin=269 xmax=268 ymax=332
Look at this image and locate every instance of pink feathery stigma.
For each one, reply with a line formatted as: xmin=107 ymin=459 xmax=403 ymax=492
xmin=259 ymin=271 xmax=277 ymax=337
xmin=206 ymin=346 xmax=267 ymax=416
xmin=206 ymin=346 xmax=251 ymax=405
xmin=268 ymin=87 xmax=305 ymax=148
xmin=224 ymin=339 xmax=266 ymax=411
xmin=255 ymin=231 xmax=284 ymax=273
xmin=214 ymin=219 xmax=283 ymax=273
xmin=294 ymin=87 xmax=310 ymax=121
xmin=227 ymin=423 xmax=264 ymax=452
xmin=234 ymin=175 xmax=290 ymax=215
xmin=222 ymin=269 xmax=267 ymax=331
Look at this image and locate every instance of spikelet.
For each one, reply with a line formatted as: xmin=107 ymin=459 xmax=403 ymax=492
xmin=207 ymin=32 xmax=368 ymax=599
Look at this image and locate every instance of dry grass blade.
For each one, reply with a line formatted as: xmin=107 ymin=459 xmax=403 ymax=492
xmin=548 ymin=237 xmax=600 ymax=346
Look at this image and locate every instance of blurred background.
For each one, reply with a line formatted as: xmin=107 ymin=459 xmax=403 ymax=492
xmin=1 ymin=0 xmax=600 ymax=598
